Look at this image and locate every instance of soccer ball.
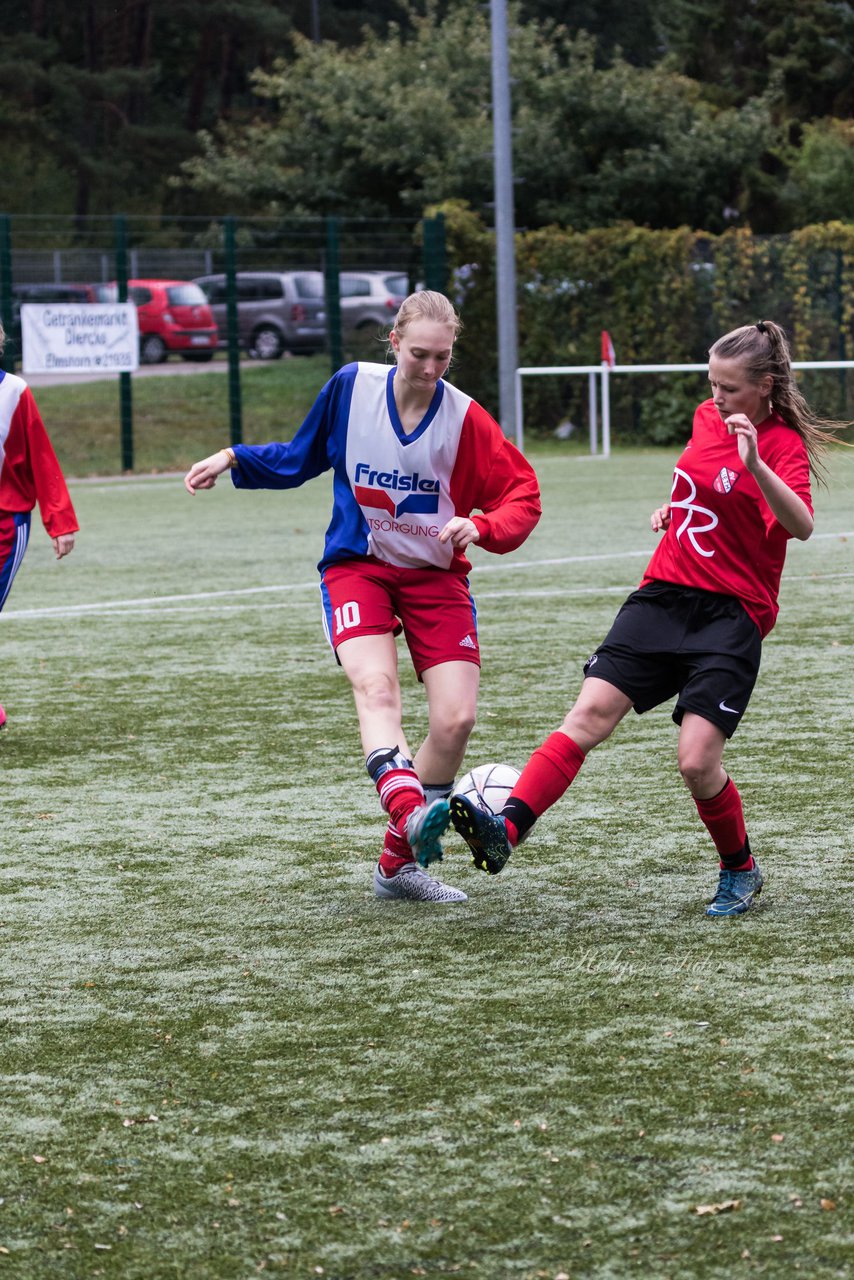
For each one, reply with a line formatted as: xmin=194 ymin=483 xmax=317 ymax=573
xmin=453 ymin=762 xmax=521 ymax=817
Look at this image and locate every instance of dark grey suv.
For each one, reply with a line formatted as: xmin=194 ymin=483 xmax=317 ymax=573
xmin=194 ymin=271 xmax=326 ymax=359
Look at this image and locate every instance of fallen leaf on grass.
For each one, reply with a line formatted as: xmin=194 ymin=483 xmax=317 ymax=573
xmin=771 ymin=1133 xmax=784 ymax=1142
xmin=820 ymin=1198 xmax=837 ymax=1211
xmin=693 ymin=1200 xmax=741 ymax=1216
xmin=32 ymin=1155 xmax=47 ymax=1164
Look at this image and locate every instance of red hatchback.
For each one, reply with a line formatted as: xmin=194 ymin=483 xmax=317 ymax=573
xmin=104 ymin=279 xmax=218 ymax=364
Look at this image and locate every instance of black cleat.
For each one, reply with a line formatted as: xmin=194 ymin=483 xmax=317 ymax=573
xmin=450 ymin=794 xmax=513 ymax=875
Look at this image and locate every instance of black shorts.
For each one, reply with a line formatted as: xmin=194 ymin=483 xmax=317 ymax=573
xmin=582 ymin=581 xmax=762 ymax=738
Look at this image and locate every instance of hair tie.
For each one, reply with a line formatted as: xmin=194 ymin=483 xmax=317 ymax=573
xmin=755 ymin=320 xmax=768 ymax=334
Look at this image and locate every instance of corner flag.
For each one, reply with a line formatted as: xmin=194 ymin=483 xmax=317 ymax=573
xmin=601 ymin=330 xmax=616 ymax=367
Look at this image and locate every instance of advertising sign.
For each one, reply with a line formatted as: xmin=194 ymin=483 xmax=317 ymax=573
xmin=21 ymin=303 xmax=139 ymax=374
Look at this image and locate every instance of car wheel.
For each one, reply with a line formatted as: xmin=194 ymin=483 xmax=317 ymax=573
xmin=140 ymin=334 xmax=167 ymax=364
xmin=250 ymin=326 xmax=285 ymax=360
xmin=180 ymin=352 xmax=215 ymax=363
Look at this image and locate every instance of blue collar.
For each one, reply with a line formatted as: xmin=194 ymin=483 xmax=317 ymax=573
xmin=385 ymin=367 xmax=445 ymax=444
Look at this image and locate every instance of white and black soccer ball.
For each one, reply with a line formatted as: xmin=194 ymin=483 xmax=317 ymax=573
xmin=453 ymin=762 xmax=521 ymax=817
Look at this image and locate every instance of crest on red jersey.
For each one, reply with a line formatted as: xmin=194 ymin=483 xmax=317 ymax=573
xmin=713 ymin=466 xmax=740 ymax=494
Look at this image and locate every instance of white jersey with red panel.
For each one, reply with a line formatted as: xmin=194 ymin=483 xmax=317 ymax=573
xmin=231 ymin=362 xmax=540 ymax=574
xmin=641 ymin=399 xmax=812 ymax=637
xmin=0 ymin=371 xmax=78 ymax=537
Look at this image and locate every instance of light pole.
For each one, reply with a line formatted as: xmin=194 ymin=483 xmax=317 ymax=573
xmin=490 ymin=0 xmax=518 ymax=441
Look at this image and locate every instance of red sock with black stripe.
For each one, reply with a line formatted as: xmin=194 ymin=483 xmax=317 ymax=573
xmin=693 ymin=777 xmax=753 ymax=870
xmin=366 ymin=746 xmax=424 ymax=831
xmin=502 ymin=732 xmax=587 ymax=845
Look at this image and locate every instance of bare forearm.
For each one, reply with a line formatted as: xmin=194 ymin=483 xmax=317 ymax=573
xmin=749 ymin=459 xmax=814 ymax=540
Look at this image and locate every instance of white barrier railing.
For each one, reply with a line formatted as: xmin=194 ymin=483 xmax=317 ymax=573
xmin=514 ymin=360 xmax=854 ymax=455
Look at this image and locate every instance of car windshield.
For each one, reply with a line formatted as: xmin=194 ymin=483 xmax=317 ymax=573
xmin=167 ymin=284 xmax=207 ymax=306
xmin=385 ymin=274 xmax=408 ymax=295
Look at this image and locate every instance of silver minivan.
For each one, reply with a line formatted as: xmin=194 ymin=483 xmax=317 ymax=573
xmin=194 ymin=271 xmax=326 ymax=360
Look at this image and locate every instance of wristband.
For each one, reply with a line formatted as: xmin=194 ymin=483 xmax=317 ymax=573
xmin=222 ymin=447 xmax=236 ymax=468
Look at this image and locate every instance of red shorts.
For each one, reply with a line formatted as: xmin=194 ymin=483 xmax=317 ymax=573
xmin=320 ymin=558 xmax=480 ymax=678
xmin=0 ymin=511 xmax=31 ymax=611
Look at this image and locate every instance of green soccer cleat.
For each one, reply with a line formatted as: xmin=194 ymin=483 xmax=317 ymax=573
xmin=404 ymin=798 xmax=451 ymax=868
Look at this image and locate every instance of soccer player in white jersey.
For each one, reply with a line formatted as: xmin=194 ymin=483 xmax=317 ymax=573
xmin=0 ymin=321 xmax=78 ymax=728
xmin=184 ymin=291 xmax=541 ymax=902
xmin=452 ymin=320 xmax=851 ymax=918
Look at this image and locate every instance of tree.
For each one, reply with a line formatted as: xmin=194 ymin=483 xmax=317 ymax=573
xmin=781 ymin=119 xmax=854 ymax=225
xmin=0 ymin=0 xmax=293 ymax=218
xmin=655 ymin=0 xmax=854 ymax=117
xmin=176 ymin=4 xmax=782 ymax=233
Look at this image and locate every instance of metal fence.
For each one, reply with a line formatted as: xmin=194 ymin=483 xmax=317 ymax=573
xmin=0 ymin=212 xmax=447 ymax=287
xmin=0 ymin=212 xmax=447 ymax=467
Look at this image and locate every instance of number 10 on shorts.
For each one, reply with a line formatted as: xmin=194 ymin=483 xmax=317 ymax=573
xmin=334 ymin=601 xmax=361 ymax=635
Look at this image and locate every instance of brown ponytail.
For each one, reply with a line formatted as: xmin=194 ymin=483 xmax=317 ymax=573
xmin=710 ymin=321 xmax=852 ymax=485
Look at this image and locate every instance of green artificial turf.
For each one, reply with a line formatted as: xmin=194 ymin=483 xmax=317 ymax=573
xmin=1 ymin=451 xmax=851 ymax=1279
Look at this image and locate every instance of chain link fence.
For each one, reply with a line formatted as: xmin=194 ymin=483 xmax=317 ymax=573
xmin=0 ymin=212 xmax=447 ymax=467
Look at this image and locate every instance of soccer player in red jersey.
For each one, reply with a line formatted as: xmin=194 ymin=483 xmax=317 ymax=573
xmin=185 ymin=291 xmax=541 ymax=903
xmin=452 ymin=320 xmax=850 ymax=917
xmin=0 ymin=321 xmax=78 ymax=728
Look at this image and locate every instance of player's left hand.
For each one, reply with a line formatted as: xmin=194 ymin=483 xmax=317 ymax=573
xmin=53 ymin=534 xmax=75 ymax=559
xmin=438 ymin=516 xmax=480 ymax=549
xmin=725 ymin=413 xmax=759 ymax=468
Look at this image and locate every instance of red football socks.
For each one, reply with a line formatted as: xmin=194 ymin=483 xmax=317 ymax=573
xmin=694 ymin=777 xmax=752 ymax=869
xmin=503 ymin=732 xmax=586 ymax=844
xmin=378 ymin=821 xmax=413 ymax=877
xmin=374 ymin=768 xmax=423 ymax=832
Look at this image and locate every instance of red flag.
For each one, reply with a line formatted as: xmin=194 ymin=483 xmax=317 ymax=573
xmin=601 ymin=330 xmax=616 ymax=366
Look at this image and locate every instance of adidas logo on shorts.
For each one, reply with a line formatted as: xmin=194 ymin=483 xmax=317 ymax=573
xmin=459 ymin=635 xmax=477 ymax=650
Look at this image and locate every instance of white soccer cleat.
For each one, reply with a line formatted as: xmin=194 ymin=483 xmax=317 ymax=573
xmin=373 ymin=861 xmax=467 ymax=904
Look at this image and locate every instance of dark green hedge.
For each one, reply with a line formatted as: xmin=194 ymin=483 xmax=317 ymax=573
xmin=429 ymin=202 xmax=854 ymax=443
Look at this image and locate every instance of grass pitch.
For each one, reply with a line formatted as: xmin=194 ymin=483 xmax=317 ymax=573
xmin=1 ymin=449 xmax=852 ymax=1279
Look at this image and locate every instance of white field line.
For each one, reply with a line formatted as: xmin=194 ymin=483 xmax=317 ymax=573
xmin=3 ymin=534 xmax=851 ymax=623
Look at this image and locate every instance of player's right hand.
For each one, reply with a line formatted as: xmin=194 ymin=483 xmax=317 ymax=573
xmin=650 ymin=503 xmax=671 ymax=532
xmin=183 ymin=450 xmax=232 ymax=494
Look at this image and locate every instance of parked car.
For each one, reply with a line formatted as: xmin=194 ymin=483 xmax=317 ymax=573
xmin=13 ymin=282 xmax=106 ymax=305
xmin=100 ymin=279 xmax=218 ymax=364
xmin=193 ymin=271 xmax=326 ymax=360
xmin=338 ymin=271 xmax=409 ymax=333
